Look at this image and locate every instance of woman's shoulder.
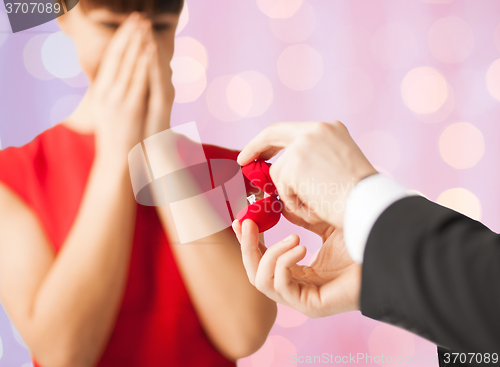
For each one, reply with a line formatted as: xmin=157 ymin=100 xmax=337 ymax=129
xmin=0 ymin=124 xmax=95 ymax=207
xmin=0 ymin=124 xmax=93 ymax=163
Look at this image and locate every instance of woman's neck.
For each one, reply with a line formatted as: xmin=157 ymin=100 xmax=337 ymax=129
xmin=62 ymin=91 xmax=96 ymax=135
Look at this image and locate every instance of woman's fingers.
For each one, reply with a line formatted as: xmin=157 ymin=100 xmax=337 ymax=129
xmin=253 ymin=233 xmax=299 ymax=295
xmin=237 ymin=219 xmax=263 ymax=285
xmin=115 ymin=19 xmax=150 ymax=95
xmin=95 ymin=13 xmax=141 ymax=88
xmin=274 ymin=245 xmax=306 ymax=305
xmin=148 ymin=38 xmax=162 ymax=99
xmin=143 ymin=35 xmax=175 ymax=139
xmin=127 ymin=41 xmax=154 ymax=110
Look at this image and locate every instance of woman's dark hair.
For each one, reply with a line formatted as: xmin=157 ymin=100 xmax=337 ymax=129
xmin=62 ymin=0 xmax=183 ymax=14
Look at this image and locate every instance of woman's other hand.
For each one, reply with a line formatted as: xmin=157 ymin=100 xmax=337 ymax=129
xmin=90 ymin=13 xmax=154 ymax=165
xmin=232 ymin=218 xmax=361 ymax=318
xmin=143 ymin=28 xmax=176 ymax=139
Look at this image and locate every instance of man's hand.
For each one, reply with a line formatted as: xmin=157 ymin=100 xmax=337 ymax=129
xmin=232 ymin=215 xmax=361 ymax=318
xmin=237 ymin=121 xmax=377 ymax=228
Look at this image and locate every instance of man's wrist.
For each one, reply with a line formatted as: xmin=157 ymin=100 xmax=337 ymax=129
xmin=343 ymin=174 xmax=413 ymax=263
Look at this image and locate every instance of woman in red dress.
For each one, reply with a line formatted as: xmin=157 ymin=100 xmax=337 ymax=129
xmin=0 ymin=1 xmax=277 ymax=366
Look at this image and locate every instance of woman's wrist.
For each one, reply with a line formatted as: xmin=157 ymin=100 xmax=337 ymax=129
xmin=92 ymin=151 xmax=132 ymax=184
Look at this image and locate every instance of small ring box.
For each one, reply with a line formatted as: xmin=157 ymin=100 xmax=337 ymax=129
xmin=236 ymin=160 xmax=283 ymax=232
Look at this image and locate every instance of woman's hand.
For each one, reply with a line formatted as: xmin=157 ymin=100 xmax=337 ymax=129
xmin=143 ymin=30 xmax=176 ymax=140
xmin=232 ymin=213 xmax=361 ymax=318
xmin=237 ymin=121 xmax=378 ymax=228
xmin=90 ymin=13 xmax=154 ymax=165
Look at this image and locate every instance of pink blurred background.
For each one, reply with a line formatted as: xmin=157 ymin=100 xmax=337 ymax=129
xmin=2 ymin=0 xmax=500 ymax=365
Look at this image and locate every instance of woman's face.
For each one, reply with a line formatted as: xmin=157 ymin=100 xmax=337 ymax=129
xmin=58 ymin=3 xmax=179 ymax=81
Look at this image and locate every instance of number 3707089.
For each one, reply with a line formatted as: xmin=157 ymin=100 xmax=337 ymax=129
xmin=5 ymin=2 xmax=62 ymax=14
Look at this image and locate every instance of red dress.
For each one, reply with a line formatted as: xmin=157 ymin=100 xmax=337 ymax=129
xmin=0 ymin=124 xmax=238 ymax=367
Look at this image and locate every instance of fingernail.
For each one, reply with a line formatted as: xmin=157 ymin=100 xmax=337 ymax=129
xmin=283 ymin=234 xmax=294 ymax=243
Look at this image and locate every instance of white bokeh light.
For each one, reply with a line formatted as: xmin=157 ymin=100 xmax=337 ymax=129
xmin=428 ymin=17 xmax=474 ymax=63
xmin=240 ymin=71 xmax=274 ymax=117
xmin=437 ymin=188 xmax=481 ymax=221
xmin=173 ymin=37 xmax=208 ymax=69
xmin=207 ymin=71 xmax=273 ymax=121
xmin=42 ymin=31 xmax=82 ymax=79
xmin=172 ymin=57 xmax=206 ymax=103
xmin=171 ymin=56 xmax=205 ymax=84
xmin=207 ymin=75 xmax=243 ymax=122
xmin=269 ymin=2 xmax=315 ymax=43
xmin=276 ymin=303 xmax=308 ymax=327
xmin=257 ymin=0 xmax=303 ymax=19
xmin=401 ymin=66 xmax=448 ymax=114
xmin=414 ymin=82 xmax=455 ymax=124
xmin=227 ymin=71 xmax=273 ymax=118
xmin=439 ymin=122 xmax=485 ymax=169
xmin=486 ymin=59 xmax=500 ymax=102
xmin=171 ymin=37 xmax=208 ymax=103
xmin=227 ymin=75 xmax=253 ymax=117
xmin=175 ymin=0 xmax=189 ymax=35
xmin=277 ymin=44 xmax=323 ymax=90
xmin=24 ymin=34 xmax=56 ymax=81
xmin=11 ymin=324 xmax=27 ymax=349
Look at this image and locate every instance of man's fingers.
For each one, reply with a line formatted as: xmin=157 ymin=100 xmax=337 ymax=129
xmin=280 ymin=204 xmax=330 ymax=236
xmin=254 ymin=234 xmax=300 ymax=294
xmin=237 ymin=122 xmax=312 ymax=165
xmin=238 ymin=219 xmax=264 ymax=285
xmin=95 ymin=12 xmax=141 ymax=87
xmin=274 ymin=245 xmax=306 ymax=303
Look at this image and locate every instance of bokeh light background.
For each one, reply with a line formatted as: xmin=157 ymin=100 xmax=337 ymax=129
xmin=1 ymin=0 xmax=500 ymax=365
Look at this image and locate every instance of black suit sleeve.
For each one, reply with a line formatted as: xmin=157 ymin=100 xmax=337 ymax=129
xmin=360 ymin=196 xmax=500 ymax=359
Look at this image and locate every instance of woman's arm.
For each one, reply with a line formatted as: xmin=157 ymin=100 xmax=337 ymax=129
xmin=0 ymin=159 xmax=135 ymax=367
xmin=156 ymin=203 xmax=277 ymax=361
xmin=0 ymin=14 xmax=154 ymax=367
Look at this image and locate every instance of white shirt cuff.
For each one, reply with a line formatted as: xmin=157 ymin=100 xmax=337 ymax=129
xmin=344 ymin=173 xmax=414 ymax=263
